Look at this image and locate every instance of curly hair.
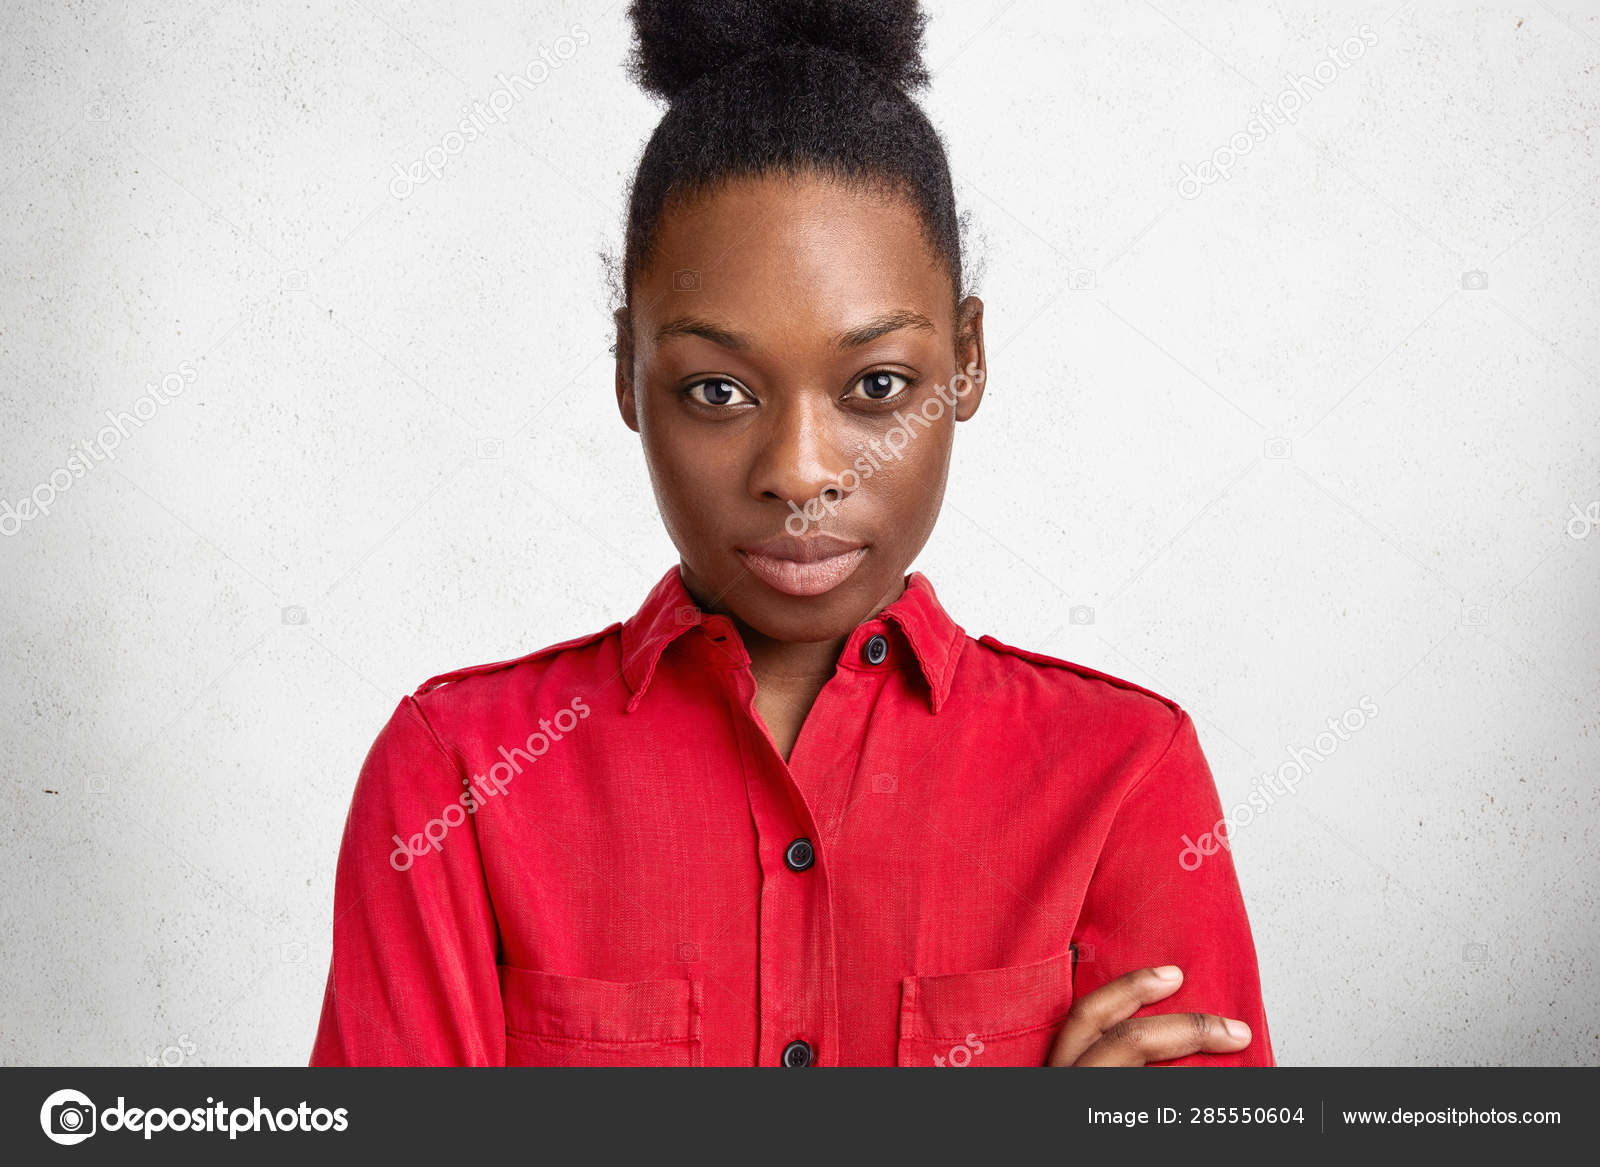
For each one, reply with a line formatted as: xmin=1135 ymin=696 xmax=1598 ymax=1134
xmin=613 ymin=0 xmax=969 ymax=335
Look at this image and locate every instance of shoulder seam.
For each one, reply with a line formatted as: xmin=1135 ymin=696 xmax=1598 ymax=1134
xmin=413 ymin=621 xmax=622 ymax=696
xmin=398 ymin=694 xmax=461 ymax=777
xmin=1117 ymin=705 xmax=1191 ymax=808
xmin=973 ymin=632 xmax=1182 ymax=712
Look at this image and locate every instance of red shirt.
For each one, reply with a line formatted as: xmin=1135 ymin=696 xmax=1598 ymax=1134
xmin=310 ymin=564 xmax=1274 ymax=1067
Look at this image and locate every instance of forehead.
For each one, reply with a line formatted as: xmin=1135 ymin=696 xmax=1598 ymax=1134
xmin=636 ymin=172 xmax=950 ymax=337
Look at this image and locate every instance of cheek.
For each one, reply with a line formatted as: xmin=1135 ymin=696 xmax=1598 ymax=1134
xmin=858 ymin=412 xmax=953 ymax=491
xmin=865 ymin=418 xmax=953 ymax=534
xmin=640 ymin=422 xmax=742 ymax=533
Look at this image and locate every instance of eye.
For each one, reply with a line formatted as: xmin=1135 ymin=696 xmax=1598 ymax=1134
xmin=848 ymin=371 xmax=912 ymax=402
xmin=683 ymin=377 xmax=755 ymax=408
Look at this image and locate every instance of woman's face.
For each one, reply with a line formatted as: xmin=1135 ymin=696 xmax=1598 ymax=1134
xmin=617 ymin=171 xmax=986 ymax=645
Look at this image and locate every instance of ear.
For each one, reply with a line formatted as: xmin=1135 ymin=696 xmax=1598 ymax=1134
xmin=952 ymin=295 xmax=986 ymax=422
xmin=613 ymin=306 xmax=639 ymax=433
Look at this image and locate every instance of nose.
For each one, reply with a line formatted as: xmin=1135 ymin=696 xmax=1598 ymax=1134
xmin=745 ymin=394 xmax=847 ymax=511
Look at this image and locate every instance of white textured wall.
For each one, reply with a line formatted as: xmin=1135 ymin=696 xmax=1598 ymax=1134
xmin=2 ymin=0 xmax=1596 ymax=1066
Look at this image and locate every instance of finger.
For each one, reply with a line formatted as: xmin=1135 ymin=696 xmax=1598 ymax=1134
xmin=1045 ymin=965 xmax=1185 ymax=1066
xmin=1074 ymin=1011 xmax=1251 ymax=1067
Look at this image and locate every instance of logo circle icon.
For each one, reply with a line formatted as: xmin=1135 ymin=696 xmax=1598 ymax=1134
xmin=40 ymin=1089 xmax=96 ymax=1145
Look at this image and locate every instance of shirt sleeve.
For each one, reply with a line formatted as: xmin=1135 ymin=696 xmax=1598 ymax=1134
xmin=309 ymin=695 xmax=506 ymax=1066
xmin=1071 ymin=707 xmax=1276 ymax=1066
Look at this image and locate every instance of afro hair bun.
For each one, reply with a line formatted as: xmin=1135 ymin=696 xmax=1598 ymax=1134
xmin=625 ymin=0 xmax=931 ymax=102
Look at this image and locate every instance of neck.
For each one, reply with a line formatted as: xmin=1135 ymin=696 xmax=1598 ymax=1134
xmin=683 ymin=568 xmax=909 ymax=695
xmin=741 ymin=628 xmax=848 ymax=699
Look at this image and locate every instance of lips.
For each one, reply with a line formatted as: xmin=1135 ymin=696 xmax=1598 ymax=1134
xmin=737 ymin=534 xmax=868 ymax=597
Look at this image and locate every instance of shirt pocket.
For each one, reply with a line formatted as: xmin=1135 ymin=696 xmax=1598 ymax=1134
xmin=896 ymin=949 xmax=1075 ymax=1067
xmin=498 ymin=964 xmax=703 ymax=1066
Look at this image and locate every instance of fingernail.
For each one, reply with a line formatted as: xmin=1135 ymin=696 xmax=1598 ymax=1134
xmin=1225 ymin=1018 xmax=1251 ymax=1040
xmin=1152 ymin=965 xmax=1182 ymax=981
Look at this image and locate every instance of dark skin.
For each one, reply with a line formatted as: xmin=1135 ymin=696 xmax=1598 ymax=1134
xmin=614 ymin=170 xmax=1251 ymax=1065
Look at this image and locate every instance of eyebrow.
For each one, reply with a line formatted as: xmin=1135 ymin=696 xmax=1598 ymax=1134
xmin=654 ymin=309 xmax=937 ymax=352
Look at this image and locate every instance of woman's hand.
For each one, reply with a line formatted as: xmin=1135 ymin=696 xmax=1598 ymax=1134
xmin=1045 ymin=965 xmax=1252 ymax=1066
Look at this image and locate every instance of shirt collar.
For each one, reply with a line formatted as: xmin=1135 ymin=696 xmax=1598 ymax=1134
xmin=620 ymin=563 xmax=965 ymax=715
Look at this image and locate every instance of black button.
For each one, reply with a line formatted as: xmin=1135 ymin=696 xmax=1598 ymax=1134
xmin=784 ymin=837 xmax=814 ymax=871
xmin=781 ymin=1039 xmax=814 ymax=1067
xmin=863 ymin=633 xmax=888 ymax=665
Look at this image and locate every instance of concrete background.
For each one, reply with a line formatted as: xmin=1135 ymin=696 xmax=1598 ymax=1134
xmin=1 ymin=0 xmax=1596 ymax=1066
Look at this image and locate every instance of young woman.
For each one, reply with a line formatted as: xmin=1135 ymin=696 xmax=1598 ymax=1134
xmin=311 ymin=0 xmax=1274 ymax=1068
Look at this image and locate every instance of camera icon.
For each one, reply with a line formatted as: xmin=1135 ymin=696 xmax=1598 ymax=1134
xmin=51 ymin=1100 xmax=95 ymax=1136
xmin=869 ymin=98 xmax=899 ymax=123
xmin=85 ymin=775 xmax=110 ymax=794
xmin=476 ymin=437 xmax=503 ymax=460
xmin=281 ymin=269 xmax=308 ymax=292
xmin=1072 ymin=941 xmax=1096 ymax=964
xmin=1460 ymin=269 xmax=1488 ymax=291
xmin=1263 ymin=437 xmax=1292 ymax=460
xmin=870 ymin=772 xmax=897 ymax=794
xmin=675 ymin=605 xmax=700 ymax=626
xmin=281 ymin=941 xmax=307 ymax=963
xmin=1462 ymin=942 xmax=1488 ymax=962
xmin=41 ymin=1090 xmax=97 ymax=1145
xmin=1069 ymin=604 xmax=1095 ymax=626
xmin=1461 ymin=604 xmax=1488 ymax=627
xmin=1067 ymin=268 xmax=1097 ymax=292
xmin=281 ymin=605 xmax=308 ymax=626
xmin=85 ymin=101 xmax=110 ymax=123
xmin=675 ymin=941 xmax=700 ymax=962
xmin=672 ymin=269 xmax=701 ymax=292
